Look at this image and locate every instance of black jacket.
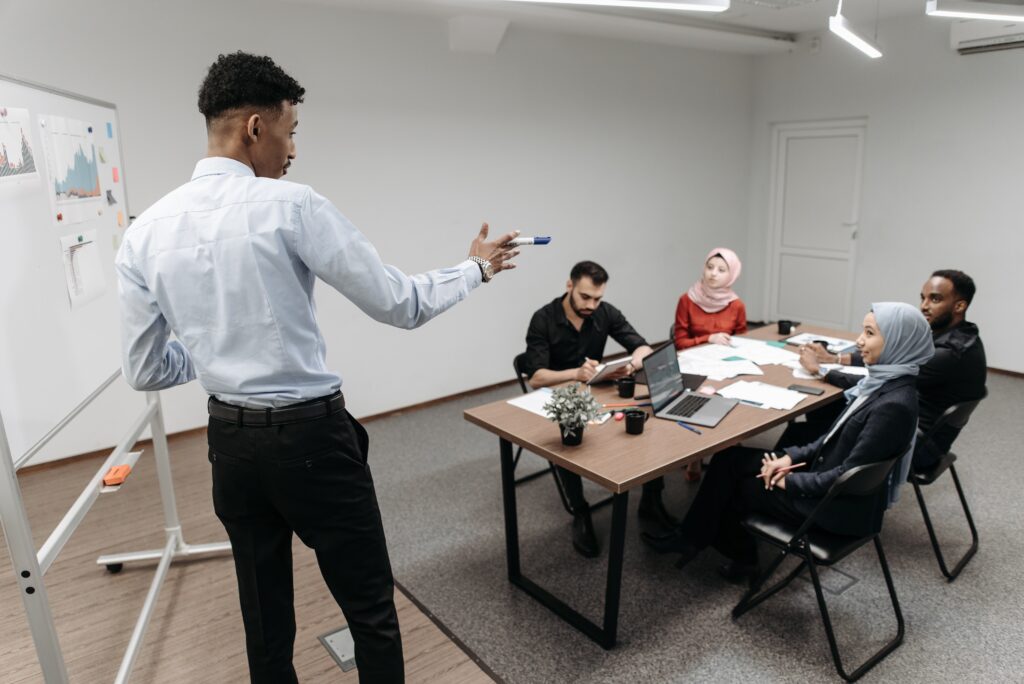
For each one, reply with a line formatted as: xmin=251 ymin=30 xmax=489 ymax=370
xmin=783 ymin=375 xmax=918 ymax=537
xmin=827 ymin=321 xmax=986 ymax=456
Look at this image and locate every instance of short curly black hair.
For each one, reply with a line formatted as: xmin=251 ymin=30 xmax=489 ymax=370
xmin=197 ymin=52 xmax=305 ymax=123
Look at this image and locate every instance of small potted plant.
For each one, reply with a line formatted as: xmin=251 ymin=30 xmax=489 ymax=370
xmin=543 ymin=383 xmax=601 ymax=446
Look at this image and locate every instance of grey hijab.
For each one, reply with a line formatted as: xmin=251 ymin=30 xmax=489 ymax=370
xmin=844 ymin=302 xmax=934 ymax=506
xmin=845 ymin=302 xmax=935 ymax=402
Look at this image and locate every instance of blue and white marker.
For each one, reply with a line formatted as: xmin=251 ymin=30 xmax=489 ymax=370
xmin=506 ymin=236 xmax=551 ymax=247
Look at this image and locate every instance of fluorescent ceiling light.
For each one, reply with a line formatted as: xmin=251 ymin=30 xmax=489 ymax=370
xmin=486 ymin=0 xmax=730 ymax=12
xmin=926 ymin=0 xmax=1024 ymax=22
xmin=829 ymin=3 xmax=882 ymax=58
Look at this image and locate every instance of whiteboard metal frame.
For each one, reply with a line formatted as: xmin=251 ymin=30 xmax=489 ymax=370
xmin=0 ymin=73 xmax=229 ymax=683
xmin=0 ymin=379 xmax=232 ymax=683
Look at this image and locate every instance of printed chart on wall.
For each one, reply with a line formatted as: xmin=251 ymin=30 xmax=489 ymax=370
xmin=0 ymin=106 xmax=38 ymax=183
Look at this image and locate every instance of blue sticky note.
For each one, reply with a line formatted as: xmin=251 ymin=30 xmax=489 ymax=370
xmin=767 ymin=341 xmax=787 ymax=348
xmin=106 ymin=122 xmax=113 ymax=138
xmin=723 ymin=356 xmax=745 ymax=362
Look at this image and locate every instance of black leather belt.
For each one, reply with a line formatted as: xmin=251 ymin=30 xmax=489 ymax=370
xmin=208 ymin=392 xmax=345 ymax=426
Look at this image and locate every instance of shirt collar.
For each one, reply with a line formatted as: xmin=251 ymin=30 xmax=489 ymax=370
xmin=191 ymin=156 xmax=256 ymax=181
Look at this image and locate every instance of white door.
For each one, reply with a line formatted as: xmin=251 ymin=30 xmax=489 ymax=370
xmin=767 ymin=120 xmax=866 ymax=330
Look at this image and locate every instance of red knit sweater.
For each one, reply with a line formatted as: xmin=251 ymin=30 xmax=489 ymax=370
xmin=673 ymin=294 xmax=748 ymax=349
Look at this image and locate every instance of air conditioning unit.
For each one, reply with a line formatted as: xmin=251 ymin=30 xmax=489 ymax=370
xmin=950 ymin=19 xmax=1024 ymax=54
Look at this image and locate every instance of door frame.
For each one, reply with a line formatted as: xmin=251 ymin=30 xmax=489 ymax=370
xmin=764 ymin=118 xmax=868 ymax=330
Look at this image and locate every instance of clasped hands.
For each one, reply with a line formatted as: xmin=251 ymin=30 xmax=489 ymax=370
xmin=797 ymin=343 xmax=835 ymax=374
xmin=759 ymin=451 xmax=792 ymax=490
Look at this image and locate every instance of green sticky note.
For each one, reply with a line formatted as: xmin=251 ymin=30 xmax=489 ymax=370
xmin=766 ymin=341 xmax=787 ymax=348
xmin=723 ymin=356 xmax=745 ymax=362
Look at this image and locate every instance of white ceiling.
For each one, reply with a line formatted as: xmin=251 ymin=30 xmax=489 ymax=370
xmin=285 ymin=0 xmax=931 ymax=54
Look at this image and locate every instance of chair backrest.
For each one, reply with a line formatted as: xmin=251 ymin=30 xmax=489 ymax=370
xmin=826 ymin=457 xmax=901 ymax=498
xmin=512 ymin=353 xmax=530 ymax=395
xmin=921 ymin=388 xmax=987 ymax=443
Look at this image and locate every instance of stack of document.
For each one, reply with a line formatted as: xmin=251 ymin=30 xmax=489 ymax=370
xmin=728 ymin=337 xmax=800 ymax=365
xmin=677 ymin=354 xmax=763 ymax=381
xmin=717 ymin=381 xmax=807 ymax=410
xmin=678 ymin=344 xmax=765 ymax=379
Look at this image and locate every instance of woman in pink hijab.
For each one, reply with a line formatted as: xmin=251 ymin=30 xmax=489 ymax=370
xmin=673 ymin=248 xmax=748 ymax=481
xmin=674 ymin=247 xmax=747 ymax=350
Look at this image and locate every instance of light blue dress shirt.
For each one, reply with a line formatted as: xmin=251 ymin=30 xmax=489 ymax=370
xmin=116 ymin=157 xmax=482 ymax=408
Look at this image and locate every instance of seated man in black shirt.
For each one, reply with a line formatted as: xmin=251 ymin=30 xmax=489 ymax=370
xmin=785 ymin=269 xmax=987 ymax=470
xmin=520 ymin=261 xmax=671 ymax=558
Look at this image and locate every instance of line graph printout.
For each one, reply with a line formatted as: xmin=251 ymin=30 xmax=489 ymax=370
xmin=40 ymin=114 xmax=102 ymax=224
xmin=0 ymin=106 xmax=38 ymax=184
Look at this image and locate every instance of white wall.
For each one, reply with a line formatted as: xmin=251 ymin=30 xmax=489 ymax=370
xmin=1 ymin=0 xmax=754 ymax=464
xmin=744 ymin=16 xmax=1023 ymax=372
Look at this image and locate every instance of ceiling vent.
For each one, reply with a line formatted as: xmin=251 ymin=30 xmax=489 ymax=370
xmin=950 ymin=18 xmax=1024 ymax=53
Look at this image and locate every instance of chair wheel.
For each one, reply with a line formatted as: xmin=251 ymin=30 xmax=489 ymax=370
xmin=105 ymin=563 xmax=124 ymax=574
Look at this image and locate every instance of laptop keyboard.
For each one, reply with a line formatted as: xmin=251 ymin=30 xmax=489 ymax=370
xmin=667 ymin=394 xmax=710 ymax=418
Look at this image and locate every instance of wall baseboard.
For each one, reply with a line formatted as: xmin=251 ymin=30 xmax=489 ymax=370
xmin=25 ymin=346 xmax=1016 ymax=474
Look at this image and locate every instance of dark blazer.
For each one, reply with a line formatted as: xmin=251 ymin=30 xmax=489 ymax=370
xmin=782 ymin=375 xmax=918 ymax=537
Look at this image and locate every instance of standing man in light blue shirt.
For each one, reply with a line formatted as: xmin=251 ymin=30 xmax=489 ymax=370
xmin=115 ymin=52 xmax=518 ymax=684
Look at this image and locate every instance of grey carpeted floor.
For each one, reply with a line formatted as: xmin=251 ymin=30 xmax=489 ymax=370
xmin=363 ymin=372 xmax=1024 ymax=683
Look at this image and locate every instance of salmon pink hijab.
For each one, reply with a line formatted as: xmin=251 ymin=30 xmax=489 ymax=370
xmin=687 ymin=247 xmax=742 ymax=314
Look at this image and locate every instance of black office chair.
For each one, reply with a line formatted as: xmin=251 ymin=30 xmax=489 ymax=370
xmin=908 ymin=390 xmax=986 ymax=582
xmin=732 ymin=456 xmax=904 ymax=683
xmin=511 ymin=354 xmax=612 ymax=515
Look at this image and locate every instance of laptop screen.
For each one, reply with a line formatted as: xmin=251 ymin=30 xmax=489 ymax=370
xmin=643 ymin=344 xmax=684 ymax=411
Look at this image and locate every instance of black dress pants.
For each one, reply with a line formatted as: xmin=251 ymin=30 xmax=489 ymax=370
xmin=555 ymin=465 xmax=663 ymax=514
xmin=208 ymin=406 xmax=403 ymax=684
xmin=677 ymin=446 xmax=805 ymax=564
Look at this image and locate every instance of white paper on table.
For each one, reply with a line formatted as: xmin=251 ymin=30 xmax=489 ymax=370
xmin=784 ymin=332 xmax=857 ymax=353
xmin=728 ymin=337 xmax=800 ymax=365
xmin=60 ymin=230 xmax=106 ymax=309
xmin=784 ymin=361 xmax=842 ymax=380
xmin=505 ymin=387 xmax=611 ymax=425
xmin=837 ymin=366 xmax=869 ymax=376
xmin=678 ymin=343 xmax=738 ymax=363
xmin=507 ymin=388 xmax=553 ymax=418
xmin=717 ymin=380 xmax=806 ymax=411
xmin=678 ymin=355 xmax=764 ymax=381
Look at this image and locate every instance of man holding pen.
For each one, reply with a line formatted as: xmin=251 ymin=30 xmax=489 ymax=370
xmin=116 ymin=52 xmax=519 ymax=683
xmin=519 ymin=261 xmax=667 ymax=558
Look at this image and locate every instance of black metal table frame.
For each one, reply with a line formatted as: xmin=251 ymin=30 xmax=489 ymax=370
xmin=499 ymin=438 xmax=629 ymax=649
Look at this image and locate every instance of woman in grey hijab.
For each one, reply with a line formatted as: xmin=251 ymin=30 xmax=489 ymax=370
xmin=642 ymin=303 xmax=933 ymax=582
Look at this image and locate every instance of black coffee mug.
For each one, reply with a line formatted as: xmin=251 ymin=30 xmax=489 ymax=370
xmin=624 ymin=408 xmax=649 ymax=435
xmin=617 ymin=376 xmax=636 ymax=398
xmin=777 ymin=319 xmax=794 ymax=335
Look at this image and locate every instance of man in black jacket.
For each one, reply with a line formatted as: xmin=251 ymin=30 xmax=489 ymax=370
xmin=788 ymin=269 xmax=986 ymax=469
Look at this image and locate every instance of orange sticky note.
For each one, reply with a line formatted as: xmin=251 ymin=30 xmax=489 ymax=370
xmin=112 ymin=167 xmax=119 ymax=183
xmin=117 ymin=211 xmax=125 ymax=227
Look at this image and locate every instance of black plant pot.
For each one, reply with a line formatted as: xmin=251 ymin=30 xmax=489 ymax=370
xmin=560 ymin=423 xmax=584 ymax=446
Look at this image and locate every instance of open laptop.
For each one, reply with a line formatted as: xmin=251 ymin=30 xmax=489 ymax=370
xmin=642 ymin=343 xmax=739 ymax=428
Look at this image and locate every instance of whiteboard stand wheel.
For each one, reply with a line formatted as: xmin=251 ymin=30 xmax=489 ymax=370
xmin=105 ymin=563 xmax=124 ymax=574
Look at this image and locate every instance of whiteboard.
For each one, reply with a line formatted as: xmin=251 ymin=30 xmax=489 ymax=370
xmin=0 ymin=74 xmax=131 ymax=462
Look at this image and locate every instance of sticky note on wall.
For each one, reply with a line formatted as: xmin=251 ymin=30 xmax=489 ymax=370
xmin=117 ymin=211 xmax=125 ymax=227
xmin=106 ymin=122 xmax=113 ymax=138
xmin=112 ymin=167 xmax=119 ymax=183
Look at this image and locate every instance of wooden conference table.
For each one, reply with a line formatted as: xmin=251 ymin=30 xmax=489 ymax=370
xmin=463 ymin=325 xmax=855 ymax=648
